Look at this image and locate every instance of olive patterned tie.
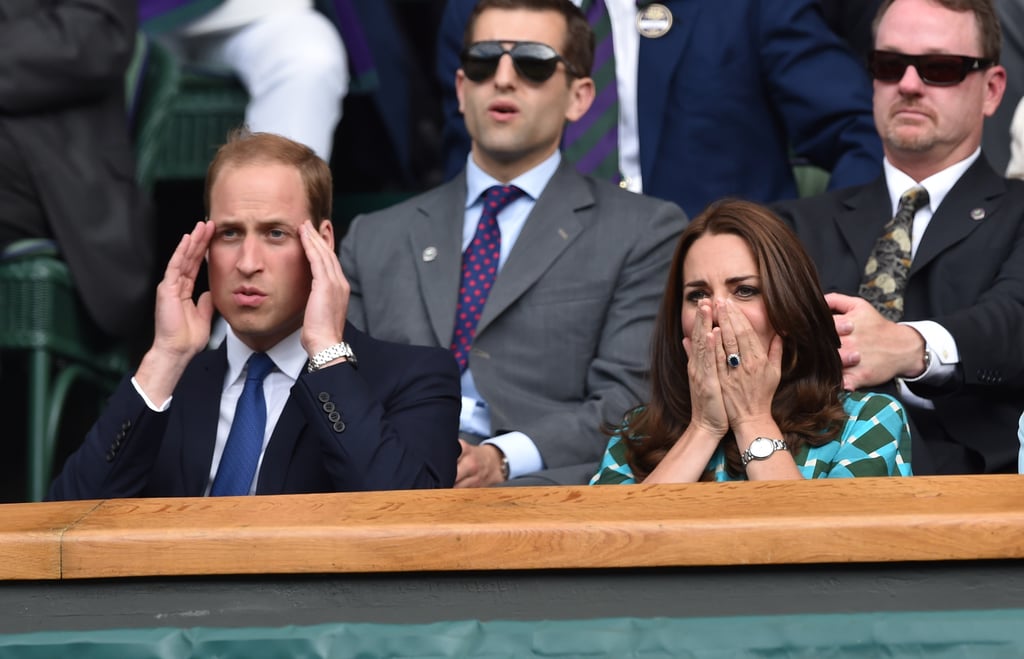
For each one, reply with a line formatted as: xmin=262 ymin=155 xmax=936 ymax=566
xmin=859 ymin=185 xmax=929 ymax=321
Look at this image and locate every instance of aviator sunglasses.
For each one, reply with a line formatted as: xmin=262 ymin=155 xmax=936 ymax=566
xmin=868 ymin=50 xmax=995 ymax=86
xmin=460 ymin=40 xmax=580 ymax=84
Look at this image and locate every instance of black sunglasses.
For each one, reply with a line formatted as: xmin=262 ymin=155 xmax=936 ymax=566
xmin=868 ymin=50 xmax=994 ymax=86
xmin=460 ymin=40 xmax=580 ymax=84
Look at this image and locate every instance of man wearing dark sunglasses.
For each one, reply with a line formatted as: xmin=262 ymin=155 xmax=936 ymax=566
xmin=437 ymin=0 xmax=884 ymax=219
xmin=775 ymin=0 xmax=1024 ymax=476
xmin=340 ymin=0 xmax=685 ymax=487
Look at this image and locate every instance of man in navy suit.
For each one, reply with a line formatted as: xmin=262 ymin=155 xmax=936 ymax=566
xmin=774 ymin=0 xmax=1024 ymax=475
xmin=48 ymin=130 xmax=461 ymax=500
xmin=437 ymin=0 xmax=884 ymax=217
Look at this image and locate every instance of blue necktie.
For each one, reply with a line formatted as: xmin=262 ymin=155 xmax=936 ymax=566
xmin=450 ymin=185 xmax=525 ymax=372
xmin=211 ymin=352 xmax=275 ymax=496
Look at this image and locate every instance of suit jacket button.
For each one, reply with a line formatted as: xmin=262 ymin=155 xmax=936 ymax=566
xmin=121 ymin=420 xmax=131 ymax=431
xmin=105 ymin=451 xmax=114 ymax=462
xmin=328 ymin=411 xmax=341 ymax=422
xmin=318 ymin=392 xmax=331 ymax=403
xmin=333 ymin=420 xmax=346 ymax=433
xmin=322 ymin=401 xmax=336 ymax=413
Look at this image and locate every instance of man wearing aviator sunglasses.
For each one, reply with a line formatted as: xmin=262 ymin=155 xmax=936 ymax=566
xmin=775 ymin=0 xmax=1024 ymax=476
xmin=339 ymin=0 xmax=685 ymax=487
xmin=460 ymin=40 xmax=582 ymax=84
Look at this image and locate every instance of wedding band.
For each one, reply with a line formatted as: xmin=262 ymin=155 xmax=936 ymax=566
xmin=727 ymin=353 xmax=741 ymax=368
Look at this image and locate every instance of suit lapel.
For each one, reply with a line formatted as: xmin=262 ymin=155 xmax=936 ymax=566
xmin=178 ymin=348 xmax=227 ymax=496
xmin=409 ymin=175 xmax=466 ymax=347
xmin=834 ymin=177 xmax=892 ymax=271
xmin=254 ymin=395 xmax=306 ymax=494
xmin=911 ymin=157 xmax=1005 ymax=275
xmin=637 ymin=0 xmax=700 ymax=180
xmin=475 ymin=162 xmax=589 ymax=336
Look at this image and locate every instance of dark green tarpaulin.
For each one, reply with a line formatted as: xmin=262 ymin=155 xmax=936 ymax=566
xmin=2 ymin=609 xmax=1023 ymax=658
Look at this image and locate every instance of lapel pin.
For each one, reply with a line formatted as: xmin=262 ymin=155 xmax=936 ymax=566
xmin=636 ymin=3 xmax=673 ymax=38
xmin=422 ymin=246 xmax=438 ymax=262
xmin=969 ymin=208 xmax=986 ymax=221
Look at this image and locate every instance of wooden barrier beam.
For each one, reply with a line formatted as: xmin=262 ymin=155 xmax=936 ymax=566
xmin=1 ymin=475 xmax=1022 ymax=581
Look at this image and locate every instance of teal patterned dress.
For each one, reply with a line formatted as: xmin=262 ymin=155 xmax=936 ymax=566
xmin=591 ymin=391 xmax=913 ymax=484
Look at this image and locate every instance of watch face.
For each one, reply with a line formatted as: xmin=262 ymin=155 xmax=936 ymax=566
xmin=750 ymin=437 xmax=774 ymax=459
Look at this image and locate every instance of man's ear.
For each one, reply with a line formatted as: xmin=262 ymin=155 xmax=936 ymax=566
xmin=456 ymin=69 xmax=467 ymax=115
xmin=318 ymin=219 xmax=335 ymax=251
xmin=565 ymin=76 xmax=596 ymax=123
xmin=982 ymin=64 xmax=1007 ymax=118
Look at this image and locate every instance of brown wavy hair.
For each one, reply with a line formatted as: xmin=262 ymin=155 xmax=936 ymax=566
xmin=624 ymin=199 xmax=847 ymax=479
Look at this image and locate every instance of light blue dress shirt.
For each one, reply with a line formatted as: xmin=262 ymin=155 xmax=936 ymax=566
xmin=458 ymin=151 xmax=562 ymax=477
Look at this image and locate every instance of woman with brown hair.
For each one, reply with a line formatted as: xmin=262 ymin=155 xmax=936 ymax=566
xmin=592 ymin=199 xmax=912 ymax=484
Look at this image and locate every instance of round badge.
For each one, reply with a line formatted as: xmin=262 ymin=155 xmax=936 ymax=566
xmin=636 ymin=3 xmax=673 ymax=38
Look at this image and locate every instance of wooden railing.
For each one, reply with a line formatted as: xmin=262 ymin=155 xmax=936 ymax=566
xmin=2 ymin=475 xmax=1023 ymax=581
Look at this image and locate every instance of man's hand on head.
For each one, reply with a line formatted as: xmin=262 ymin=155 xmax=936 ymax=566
xmin=826 ymin=293 xmax=927 ymax=390
xmin=136 ymin=220 xmax=216 ymax=403
xmin=299 ymin=220 xmax=350 ymax=359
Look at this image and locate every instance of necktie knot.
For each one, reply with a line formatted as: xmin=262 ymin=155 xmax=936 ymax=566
xmin=246 ymin=352 xmax=275 ymax=383
xmin=482 ymin=185 xmax=525 ymax=218
xmin=898 ymin=186 xmax=929 ymax=217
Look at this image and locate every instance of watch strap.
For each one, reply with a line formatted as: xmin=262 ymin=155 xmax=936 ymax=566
xmin=307 ymin=342 xmax=357 ymax=372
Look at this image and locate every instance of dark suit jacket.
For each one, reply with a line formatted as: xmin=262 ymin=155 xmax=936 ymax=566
xmin=0 ymin=0 xmax=153 ymax=338
xmin=340 ymin=161 xmax=686 ymax=483
xmin=773 ymin=155 xmax=1024 ymax=474
xmin=437 ymin=0 xmax=883 ymax=217
xmin=47 ymin=324 xmax=462 ymax=499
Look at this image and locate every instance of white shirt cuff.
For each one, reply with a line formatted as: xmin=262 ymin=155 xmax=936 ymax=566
xmin=900 ymin=320 xmax=958 ymax=385
xmin=484 ymin=432 xmax=543 ymax=478
xmin=131 ymin=376 xmax=172 ymax=412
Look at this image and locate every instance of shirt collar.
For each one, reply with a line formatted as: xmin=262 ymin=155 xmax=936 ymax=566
xmin=464 ymin=150 xmax=561 ymax=208
xmin=224 ymin=327 xmax=307 ymax=388
xmin=882 ymin=147 xmax=980 ymax=214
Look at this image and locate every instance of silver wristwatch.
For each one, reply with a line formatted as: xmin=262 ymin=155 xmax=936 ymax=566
xmin=307 ymin=342 xmax=357 ymax=372
xmin=741 ymin=437 xmax=788 ymax=466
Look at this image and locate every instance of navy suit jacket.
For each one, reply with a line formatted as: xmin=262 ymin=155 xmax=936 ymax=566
xmin=437 ymin=0 xmax=883 ymax=217
xmin=773 ymin=156 xmax=1024 ymax=474
xmin=48 ymin=324 xmax=462 ymax=499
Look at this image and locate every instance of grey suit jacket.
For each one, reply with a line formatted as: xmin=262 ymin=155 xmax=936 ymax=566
xmin=339 ymin=161 xmax=686 ymax=482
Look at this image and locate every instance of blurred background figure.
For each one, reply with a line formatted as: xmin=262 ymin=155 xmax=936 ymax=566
xmin=983 ymin=0 xmax=1024 ymax=173
xmin=0 ymin=0 xmax=153 ymax=338
xmin=138 ymin=0 xmax=348 ymax=162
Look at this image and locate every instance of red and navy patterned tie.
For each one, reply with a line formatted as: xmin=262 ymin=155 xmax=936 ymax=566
xmin=450 ymin=185 xmax=525 ymax=372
